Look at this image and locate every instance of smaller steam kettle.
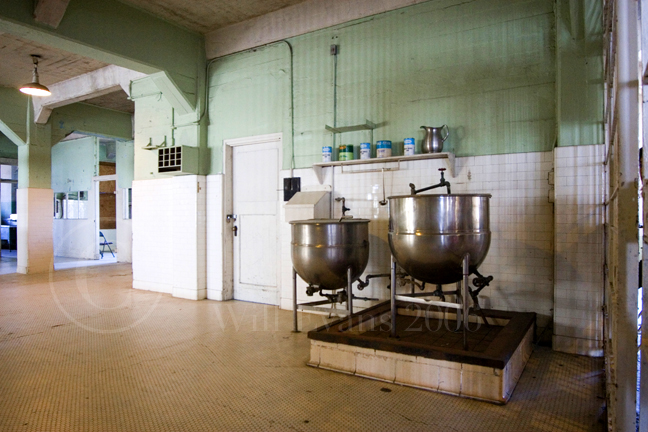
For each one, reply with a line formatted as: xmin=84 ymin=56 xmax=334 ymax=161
xmin=421 ymin=125 xmax=449 ymax=153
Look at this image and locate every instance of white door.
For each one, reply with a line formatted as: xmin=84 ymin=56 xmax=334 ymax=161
xmin=232 ymin=139 xmax=280 ymax=305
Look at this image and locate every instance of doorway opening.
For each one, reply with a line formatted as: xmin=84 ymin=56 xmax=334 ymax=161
xmin=0 ymin=161 xmax=17 ymax=275
xmin=51 ymin=135 xmax=133 ymax=270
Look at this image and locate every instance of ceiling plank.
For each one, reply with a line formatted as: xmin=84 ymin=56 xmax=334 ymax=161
xmin=34 ymin=0 xmax=71 ymax=29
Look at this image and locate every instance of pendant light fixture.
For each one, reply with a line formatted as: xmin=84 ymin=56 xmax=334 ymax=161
xmin=19 ymin=55 xmax=51 ymax=97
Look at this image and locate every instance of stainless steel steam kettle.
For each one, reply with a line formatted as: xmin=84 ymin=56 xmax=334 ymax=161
xmin=421 ymin=125 xmax=449 ymax=153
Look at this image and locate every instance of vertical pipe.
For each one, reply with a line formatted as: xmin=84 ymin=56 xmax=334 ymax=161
xmin=462 ymin=254 xmax=470 ymax=350
xmin=390 ymin=256 xmax=397 ymax=338
xmin=455 ymin=281 xmax=462 ymax=332
xmin=292 ymin=268 xmax=299 ymax=332
xmin=347 ymin=267 xmax=353 ymax=329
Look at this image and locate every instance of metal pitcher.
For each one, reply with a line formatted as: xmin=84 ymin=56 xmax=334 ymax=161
xmin=421 ymin=125 xmax=449 ymax=153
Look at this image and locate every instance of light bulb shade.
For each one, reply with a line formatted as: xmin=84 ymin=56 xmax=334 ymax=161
xmin=20 ymin=56 xmax=51 ymax=97
xmin=20 ymin=82 xmax=51 ymax=96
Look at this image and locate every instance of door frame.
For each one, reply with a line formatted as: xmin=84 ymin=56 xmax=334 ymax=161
xmin=92 ymin=174 xmax=117 ymax=260
xmin=223 ymin=133 xmax=283 ymax=304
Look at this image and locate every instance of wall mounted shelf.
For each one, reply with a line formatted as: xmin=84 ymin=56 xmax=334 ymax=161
xmin=325 ymin=120 xmax=377 ymax=134
xmin=312 ymin=152 xmax=455 ymax=183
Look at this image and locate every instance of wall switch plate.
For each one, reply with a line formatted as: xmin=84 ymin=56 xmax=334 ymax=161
xmin=330 ymin=44 xmax=338 ymax=56
xmin=283 ymin=177 xmax=301 ymax=201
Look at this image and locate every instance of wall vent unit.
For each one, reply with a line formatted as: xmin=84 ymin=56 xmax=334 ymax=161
xmin=157 ymin=146 xmax=199 ymax=175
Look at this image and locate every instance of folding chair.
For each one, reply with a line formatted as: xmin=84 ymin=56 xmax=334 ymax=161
xmin=99 ymin=231 xmax=114 ymax=258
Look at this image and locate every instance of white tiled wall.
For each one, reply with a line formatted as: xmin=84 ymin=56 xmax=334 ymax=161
xmin=277 ymin=151 xmax=555 ymax=328
xmin=132 ymin=176 xmax=206 ymax=299
xmin=145 ymin=148 xmax=605 ymax=354
xmin=553 ymin=145 xmax=605 ymax=356
xmin=17 ymin=188 xmax=54 ymax=274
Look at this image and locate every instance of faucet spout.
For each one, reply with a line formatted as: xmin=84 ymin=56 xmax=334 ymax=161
xmin=409 ymin=168 xmax=451 ymax=195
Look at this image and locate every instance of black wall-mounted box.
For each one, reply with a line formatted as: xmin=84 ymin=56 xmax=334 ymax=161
xmin=283 ymin=177 xmax=301 ymax=201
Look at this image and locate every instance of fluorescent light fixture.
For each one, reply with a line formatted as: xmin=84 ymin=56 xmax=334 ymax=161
xmin=19 ymin=55 xmax=51 ymax=97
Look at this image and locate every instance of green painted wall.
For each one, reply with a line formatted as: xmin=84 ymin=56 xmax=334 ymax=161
xmin=208 ymin=44 xmax=291 ymax=172
xmin=19 ymin=100 xmax=51 ymax=189
xmin=0 ymin=87 xmax=28 ymax=145
xmin=131 ymin=77 xmax=205 ymax=180
xmin=51 ymin=137 xmax=97 ymax=192
xmin=51 ymin=103 xmax=133 ymax=145
xmin=556 ymin=0 xmax=604 ymax=147
xmin=0 ymin=133 xmax=18 ymax=159
xmin=117 ymin=141 xmax=134 ymax=189
xmin=206 ymin=0 xmax=557 ymax=172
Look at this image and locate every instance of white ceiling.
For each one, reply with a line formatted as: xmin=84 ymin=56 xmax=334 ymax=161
xmin=0 ymin=32 xmax=134 ymax=114
xmin=0 ymin=0 xmax=310 ymax=116
xmin=119 ymin=0 xmax=309 ymax=34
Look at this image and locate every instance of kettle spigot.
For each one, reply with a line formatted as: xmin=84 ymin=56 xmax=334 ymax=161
xmin=409 ymin=168 xmax=451 ymax=195
xmin=335 ymin=197 xmax=350 ymax=216
xmin=437 ymin=168 xmax=451 ymax=194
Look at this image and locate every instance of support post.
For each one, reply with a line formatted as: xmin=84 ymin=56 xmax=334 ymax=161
xmin=390 ymin=255 xmax=397 ymax=338
xmin=17 ymin=96 xmax=53 ymax=274
xmin=292 ymin=268 xmax=299 ymax=333
xmin=462 ymin=254 xmax=470 ymax=350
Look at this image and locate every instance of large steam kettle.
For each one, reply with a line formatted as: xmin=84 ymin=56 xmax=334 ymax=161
xmin=421 ymin=125 xmax=449 ymax=153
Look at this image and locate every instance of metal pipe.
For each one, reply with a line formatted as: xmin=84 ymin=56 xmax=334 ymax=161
xmin=390 ymin=256 xmax=397 ymax=338
xmin=462 ymin=254 xmax=470 ymax=350
xmin=292 ymin=268 xmax=299 ymax=332
xmin=409 ymin=169 xmax=451 ymax=195
xmin=356 ymin=273 xmax=391 ymax=290
xmin=347 ymin=267 xmax=353 ymax=328
xmin=455 ymin=281 xmax=462 ymax=332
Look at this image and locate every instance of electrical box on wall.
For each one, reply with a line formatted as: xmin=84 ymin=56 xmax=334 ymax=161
xmin=283 ymin=177 xmax=301 ymax=201
xmin=157 ymin=146 xmax=199 ymax=175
